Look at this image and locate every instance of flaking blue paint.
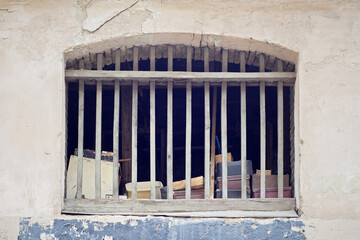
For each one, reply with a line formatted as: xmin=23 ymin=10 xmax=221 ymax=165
xmin=19 ymin=217 xmax=305 ymax=239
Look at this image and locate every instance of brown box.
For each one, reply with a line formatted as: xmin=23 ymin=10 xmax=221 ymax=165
xmin=252 ymin=174 xmax=289 ymax=189
xmin=215 ymin=153 xmax=234 ymax=164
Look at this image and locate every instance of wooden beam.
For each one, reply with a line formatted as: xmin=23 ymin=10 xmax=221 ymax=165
xmin=204 ymin=47 xmax=210 ymax=199
xmin=167 ymin=46 xmax=173 ymax=200
xmin=65 ymin=70 xmax=296 ymax=84
xmin=63 ymin=198 xmax=296 ymax=214
xmin=150 ymin=46 xmax=155 ymax=71
xmin=95 ymin=54 xmax=103 ymax=199
xmin=185 ymin=46 xmax=192 ymax=199
xmin=76 ymin=59 xmax=85 ymax=199
xmin=150 ymin=46 xmax=156 ymax=199
xmin=277 ymin=59 xmax=284 ymax=198
xmin=240 ymin=51 xmax=247 ymax=199
xmin=210 ymin=87 xmax=217 ymax=199
xmin=259 ymin=54 xmax=266 ymax=199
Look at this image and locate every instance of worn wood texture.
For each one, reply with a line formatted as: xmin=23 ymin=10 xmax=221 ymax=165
xmin=76 ymin=76 xmax=84 ymax=199
xmin=259 ymin=54 xmax=266 ymax=199
xmin=221 ymin=49 xmax=228 ymax=199
xmin=167 ymin=46 xmax=174 ymax=199
xmin=95 ymin=53 xmax=103 ymax=199
xmin=63 ymin=198 xmax=296 ymax=214
xmin=240 ymin=51 xmax=247 ymax=199
xmin=150 ymin=81 xmax=156 ymax=199
xmin=66 ymin=70 xmax=295 ymax=85
xmin=113 ymin=80 xmax=120 ymax=199
xmin=131 ymin=80 xmax=138 ymax=199
xmin=185 ymin=80 xmax=192 ymax=199
xmin=210 ymin=87 xmax=218 ymax=199
xmin=277 ymin=59 xmax=284 ymax=198
xmin=203 ymin=47 xmax=210 ymax=199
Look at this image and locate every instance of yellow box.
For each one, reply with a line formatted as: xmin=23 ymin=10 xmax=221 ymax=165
xmin=215 ymin=152 xmax=234 ymax=164
xmin=126 ymin=181 xmax=163 ymax=199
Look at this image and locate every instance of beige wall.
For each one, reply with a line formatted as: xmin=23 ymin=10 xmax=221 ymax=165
xmin=1 ymin=0 xmax=360 ymax=238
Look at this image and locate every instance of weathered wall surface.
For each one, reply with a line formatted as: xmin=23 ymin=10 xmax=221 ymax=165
xmin=1 ymin=0 xmax=360 ymax=239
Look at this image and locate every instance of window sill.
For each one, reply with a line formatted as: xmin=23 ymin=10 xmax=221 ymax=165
xmin=62 ymin=198 xmax=296 ymax=218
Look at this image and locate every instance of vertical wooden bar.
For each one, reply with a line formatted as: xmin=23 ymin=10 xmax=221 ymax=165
xmin=113 ymin=80 xmax=120 ymax=199
xmin=95 ymin=54 xmax=103 ymax=199
xmin=185 ymin=46 xmax=192 ymax=199
xmin=210 ymin=87 xmax=217 ymax=199
xmin=259 ymin=54 xmax=266 ymax=199
xmin=167 ymin=46 xmax=173 ymax=199
xmin=76 ymin=59 xmax=84 ymax=199
xmin=221 ymin=49 xmax=228 ymax=199
xmin=204 ymin=47 xmax=210 ymax=199
xmin=131 ymin=47 xmax=139 ymax=199
xmin=150 ymin=46 xmax=156 ymax=199
xmin=240 ymin=51 xmax=247 ymax=199
xmin=131 ymin=81 xmax=138 ymax=200
xmin=112 ymin=49 xmax=121 ymax=199
xmin=277 ymin=59 xmax=284 ymax=198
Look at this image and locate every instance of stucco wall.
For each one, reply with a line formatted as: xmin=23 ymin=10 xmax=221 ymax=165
xmin=1 ymin=0 xmax=360 ymax=239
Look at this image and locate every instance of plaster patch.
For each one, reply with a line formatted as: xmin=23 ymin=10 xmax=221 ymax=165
xmin=82 ymin=0 xmax=139 ymax=32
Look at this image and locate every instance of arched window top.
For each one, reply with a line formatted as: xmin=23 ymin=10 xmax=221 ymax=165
xmin=65 ymin=33 xmax=296 ymax=72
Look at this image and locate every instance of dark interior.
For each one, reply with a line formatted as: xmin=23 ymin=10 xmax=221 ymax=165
xmin=67 ymin=58 xmax=291 ymax=194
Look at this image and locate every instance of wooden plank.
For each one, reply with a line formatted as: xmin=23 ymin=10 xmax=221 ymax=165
xmin=63 ymin=198 xmax=296 ymax=214
xmin=113 ymin=80 xmax=120 ymax=199
xmin=150 ymin=81 xmax=156 ymax=199
xmin=66 ymin=70 xmax=296 ymax=84
xmin=210 ymin=87 xmax=218 ymax=199
xmin=131 ymin=80 xmax=138 ymax=199
xmin=76 ymin=60 xmax=85 ymax=199
xmin=204 ymin=47 xmax=210 ymax=199
xmin=221 ymin=49 xmax=228 ymax=199
xmin=240 ymin=51 xmax=247 ymax=199
xmin=95 ymin=53 xmax=103 ymax=199
xmin=259 ymin=54 xmax=266 ymax=199
xmin=277 ymin=59 xmax=284 ymax=198
xmin=173 ymin=176 xmax=204 ymax=191
xmin=167 ymin=46 xmax=173 ymax=200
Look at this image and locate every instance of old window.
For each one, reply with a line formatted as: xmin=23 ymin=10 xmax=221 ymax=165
xmin=63 ymin=44 xmax=297 ymax=216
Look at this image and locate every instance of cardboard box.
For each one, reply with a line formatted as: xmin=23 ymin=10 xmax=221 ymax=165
xmin=215 ymin=152 xmax=234 ymax=164
xmin=252 ymin=174 xmax=289 ymax=189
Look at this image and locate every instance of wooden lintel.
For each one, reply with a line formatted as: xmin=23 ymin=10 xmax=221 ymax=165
xmin=65 ymin=70 xmax=295 ymax=83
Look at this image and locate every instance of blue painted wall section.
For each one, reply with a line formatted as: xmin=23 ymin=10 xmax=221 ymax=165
xmin=19 ymin=217 xmax=305 ymax=239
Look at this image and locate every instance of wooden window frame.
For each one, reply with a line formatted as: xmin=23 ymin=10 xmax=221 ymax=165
xmin=63 ymin=46 xmax=298 ymax=217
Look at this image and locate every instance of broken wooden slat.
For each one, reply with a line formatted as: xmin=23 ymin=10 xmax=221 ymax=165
xmin=277 ymin=59 xmax=284 ymax=198
xmin=167 ymin=46 xmax=173 ymax=200
xmin=66 ymin=70 xmax=296 ymax=84
xmin=150 ymin=46 xmax=156 ymax=71
xmin=221 ymin=49 xmax=228 ymax=199
xmin=259 ymin=54 xmax=266 ymax=199
xmin=133 ymin=47 xmax=139 ymax=71
xmin=240 ymin=51 xmax=247 ymax=199
xmin=95 ymin=53 xmax=103 ymax=199
xmin=76 ymin=60 xmax=85 ymax=199
xmin=204 ymin=47 xmax=210 ymax=199
xmin=113 ymin=79 xmax=120 ymax=199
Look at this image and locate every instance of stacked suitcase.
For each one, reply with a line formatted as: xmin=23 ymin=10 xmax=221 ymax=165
xmin=215 ymin=160 xmax=253 ymax=198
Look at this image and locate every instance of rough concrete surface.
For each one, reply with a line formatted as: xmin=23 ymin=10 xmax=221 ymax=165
xmin=1 ymin=0 xmax=360 ymax=239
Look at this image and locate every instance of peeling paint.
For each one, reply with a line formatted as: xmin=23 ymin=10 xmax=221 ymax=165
xmin=19 ymin=217 xmax=305 ymax=240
